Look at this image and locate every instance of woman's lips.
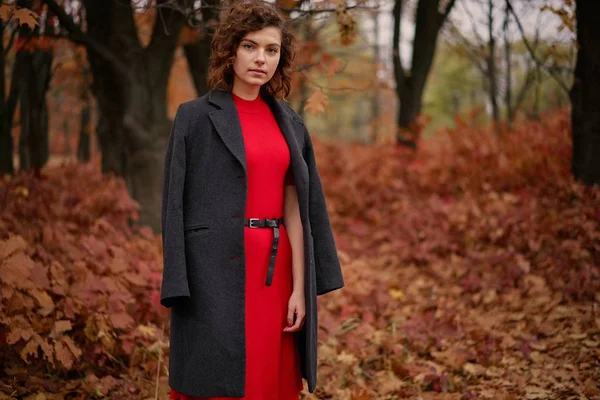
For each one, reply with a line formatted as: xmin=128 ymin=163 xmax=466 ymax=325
xmin=249 ymin=69 xmax=266 ymax=75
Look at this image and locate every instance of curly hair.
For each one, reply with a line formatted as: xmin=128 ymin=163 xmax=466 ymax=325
xmin=207 ymin=0 xmax=296 ymax=99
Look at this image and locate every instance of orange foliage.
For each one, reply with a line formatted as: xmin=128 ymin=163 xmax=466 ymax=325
xmin=0 ymin=164 xmax=169 ymax=398
xmin=1 ymin=109 xmax=599 ymax=398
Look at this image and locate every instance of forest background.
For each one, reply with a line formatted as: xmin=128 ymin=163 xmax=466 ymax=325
xmin=0 ymin=0 xmax=598 ymax=399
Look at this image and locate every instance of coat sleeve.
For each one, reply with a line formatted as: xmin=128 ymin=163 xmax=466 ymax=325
xmin=160 ymin=104 xmax=190 ymax=308
xmin=303 ymin=127 xmax=345 ymax=295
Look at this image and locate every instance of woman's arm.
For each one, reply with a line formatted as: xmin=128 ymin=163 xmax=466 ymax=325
xmin=283 ymin=181 xmax=306 ymax=332
xmin=283 ymin=184 xmax=305 ymax=294
xmin=160 ymin=103 xmax=191 ymax=308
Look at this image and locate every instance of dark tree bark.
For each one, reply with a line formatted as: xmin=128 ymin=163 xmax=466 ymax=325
xmin=76 ymin=57 xmax=92 ymax=162
xmin=182 ymin=0 xmax=219 ymax=96
xmin=18 ymin=45 xmax=53 ymax=170
xmin=0 ymin=20 xmax=14 ymax=175
xmin=183 ymin=36 xmax=211 ymax=96
xmin=503 ymin=0 xmax=512 ymax=126
xmin=11 ymin=0 xmax=53 ymax=172
xmin=77 ymin=92 xmax=91 ymax=162
xmin=485 ymin=0 xmax=499 ymax=127
xmin=392 ymin=0 xmax=455 ymax=149
xmin=570 ymin=0 xmax=600 ymax=185
xmin=0 ymin=6 xmax=33 ymax=174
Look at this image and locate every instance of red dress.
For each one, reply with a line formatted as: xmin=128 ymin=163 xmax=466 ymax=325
xmin=170 ymin=93 xmax=303 ymax=400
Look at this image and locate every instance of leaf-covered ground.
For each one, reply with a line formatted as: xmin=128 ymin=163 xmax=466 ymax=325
xmin=1 ymin=110 xmax=598 ymax=399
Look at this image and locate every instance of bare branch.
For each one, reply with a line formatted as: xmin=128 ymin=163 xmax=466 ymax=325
xmin=506 ymin=0 xmax=569 ymax=93
xmin=459 ymin=0 xmax=485 ymax=47
xmin=3 ymin=25 xmax=18 ymax=56
xmin=300 ymin=70 xmax=374 ymax=92
xmin=42 ymin=0 xmax=130 ymax=79
xmin=446 ymin=21 xmax=487 ymax=75
xmin=440 ymin=0 xmax=456 ymax=24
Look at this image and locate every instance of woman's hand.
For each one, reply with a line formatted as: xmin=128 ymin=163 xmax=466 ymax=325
xmin=283 ymin=290 xmax=305 ymax=332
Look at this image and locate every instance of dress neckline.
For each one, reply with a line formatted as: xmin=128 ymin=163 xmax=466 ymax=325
xmin=232 ymin=92 xmax=268 ymax=114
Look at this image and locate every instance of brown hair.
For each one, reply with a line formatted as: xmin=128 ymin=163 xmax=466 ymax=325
xmin=207 ymin=0 xmax=296 ymax=99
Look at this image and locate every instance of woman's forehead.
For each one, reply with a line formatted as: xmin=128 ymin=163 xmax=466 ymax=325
xmin=242 ymin=26 xmax=282 ymax=44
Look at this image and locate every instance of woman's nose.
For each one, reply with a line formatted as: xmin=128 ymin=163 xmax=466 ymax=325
xmin=255 ymin=49 xmax=266 ymax=63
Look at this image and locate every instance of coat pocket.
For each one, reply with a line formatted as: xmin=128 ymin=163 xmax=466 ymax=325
xmin=184 ymin=224 xmax=210 ymax=239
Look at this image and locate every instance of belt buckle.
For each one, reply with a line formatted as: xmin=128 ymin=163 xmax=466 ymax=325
xmin=248 ymin=218 xmax=259 ymax=228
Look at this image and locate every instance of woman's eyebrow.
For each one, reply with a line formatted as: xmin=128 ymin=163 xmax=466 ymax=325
xmin=242 ymin=39 xmax=281 ymax=48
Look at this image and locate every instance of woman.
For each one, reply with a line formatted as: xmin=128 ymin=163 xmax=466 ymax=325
xmin=160 ymin=1 xmax=344 ymax=399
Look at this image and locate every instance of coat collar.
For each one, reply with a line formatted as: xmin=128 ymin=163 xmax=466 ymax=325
xmin=207 ymin=89 xmax=307 ymax=187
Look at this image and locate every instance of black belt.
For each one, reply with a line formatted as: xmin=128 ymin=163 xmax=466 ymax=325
xmin=244 ymin=218 xmax=284 ymax=286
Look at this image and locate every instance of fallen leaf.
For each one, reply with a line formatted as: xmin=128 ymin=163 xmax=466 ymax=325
xmin=463 ymin=362 xmax=486 ymax=376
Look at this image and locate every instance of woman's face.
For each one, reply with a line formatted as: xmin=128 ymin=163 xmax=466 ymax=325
xmin=232 ymin=26 xmax=282 ymax=95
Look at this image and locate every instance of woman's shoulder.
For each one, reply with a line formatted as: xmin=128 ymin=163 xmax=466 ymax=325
xmin=172 ymin=94 xmax=215 ymax=133
xmin=276 ymin=98 xmax=306 ymax=126
xmin=177 ymin=93 xmax=212 ymax=116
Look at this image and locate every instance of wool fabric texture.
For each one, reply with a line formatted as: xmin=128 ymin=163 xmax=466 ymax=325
xmin=169 ymin=93 xmax=302 ymax=399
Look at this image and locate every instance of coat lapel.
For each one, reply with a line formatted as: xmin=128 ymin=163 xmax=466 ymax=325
xmin=264 ymin=94 xmax=309 ymax=188
xmin=208 ymin=89 xmax=309 ymax=188
xmin=208 ymin=90 xmax=247 ymax=174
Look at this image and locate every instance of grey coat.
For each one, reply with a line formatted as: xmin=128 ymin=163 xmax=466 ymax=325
xmin=160 ymin=89 xmax=344 ymax=397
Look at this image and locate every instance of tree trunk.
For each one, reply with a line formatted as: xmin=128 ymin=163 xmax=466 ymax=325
xmin=392 ymin=0 xmax=455 ymax=149
xmin=79 ymin=0 xmax=185 ymax=230
xmin=77 ymin=92 xmax=91 ymax=162
xmin=370 ymin=9 xmax=380 ymax=143
xmin=503 ymin=0 xmax=512 ymax=126
xmin=183 ymin=0 xmax=219 ymax=97
xmin=18 ymin=46 xmax=52 ymax=170
xmin=570 ymin=0 xmax=600 ymax=185
xmin=486 ymin=0 xmax=499 ymax=127
xmin=0 ymin=20 xmax=13 ymax=175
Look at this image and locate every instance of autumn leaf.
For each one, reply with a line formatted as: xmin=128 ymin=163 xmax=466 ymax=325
xmin=304 ymin=89 xmax=329 ymax=116
xmin=1 ymin=252 xmax=35 ymax=290
xmin=388 ymin=288 xmax=404 ymax=300
xmin=13 ymin=7 xmax=39 ymax=29
xmin=51 ymin=320 xmax=73 ymax=338
xmin=0 ymin=5 xmax=12 ymax=22
xmin=20 ymin=333 xmax=48 ymax=364
xmin=109 ymin=312 xmax=135 ymax=330
xmin=0 ymin=107 xmax=598 ymax=398
xmin=0 ymin=235 xmax=28 ymax=259
xmin=326 ymin=57 xmax=341 ymax=78
xmin=6 ymin=315 xmax=35 ymax=344
xmin=30 ymin=289 xmax=55 ymax=316
xmin=54 ymin=337 xmax=81 ymax=369
xmin=321 ymin=52 xmax=342 ymax=77
xmin=54 ymin=340 xmax=75 ymax=369
xmin=276 ymin=0 xmax=297 ymax=9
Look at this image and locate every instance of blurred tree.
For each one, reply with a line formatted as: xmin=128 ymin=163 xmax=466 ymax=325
xmin=0 ymin=16 xmax=21 ymax=175
xmin=41 ymin=0 xmax=351 ymax=230
xmin=570 ymin=0 xmax=599 ymax=185
xmin=17 ymin=0 xmax=54 ymax=171
xmin=300 ymin=11 xmax=378 ymax=142
xmin=422 ymin=42 xmax=484 ymax=132
xmin=393 ymin=0 xmax=456 ymax=149
xmin=181 ymin=0 xmax=219 ymax=97
xmin=43 ymin=0 xmax=188 ymax=230
xmin=0 ymin=1 xmax=47 ymax=174
xmin=438 ymin=0 xmax=573 ymax=130
xmin=74 ymin=47 xmax=92 ymax=162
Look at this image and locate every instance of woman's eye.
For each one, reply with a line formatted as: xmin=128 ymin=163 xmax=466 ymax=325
xmin=243 ymin=44 xmax=253 ymax=50
xmin=268 ymin=48 xmax=278 ymax=54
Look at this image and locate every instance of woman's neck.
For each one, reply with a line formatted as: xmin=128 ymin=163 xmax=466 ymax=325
xmin=232 ymin=80 xmax=260 ymax=101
